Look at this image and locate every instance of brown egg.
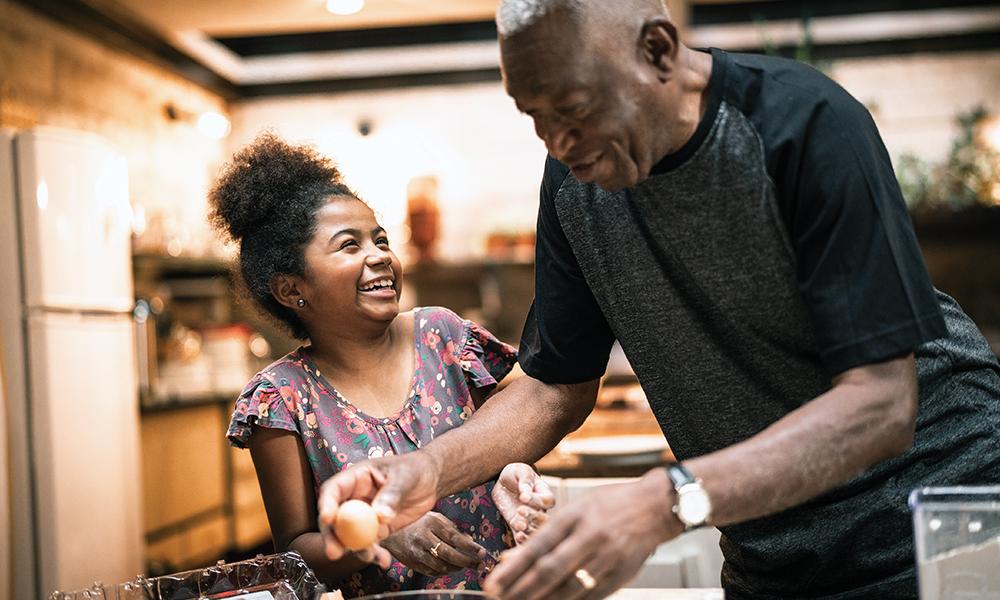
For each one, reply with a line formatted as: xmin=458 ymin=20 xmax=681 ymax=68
xmin=334 ymin=499 xmax=380 ymax=550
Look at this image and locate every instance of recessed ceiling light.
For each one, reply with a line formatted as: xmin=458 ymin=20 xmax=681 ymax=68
xmin=326 ymin=0 xmax=364 ymax=16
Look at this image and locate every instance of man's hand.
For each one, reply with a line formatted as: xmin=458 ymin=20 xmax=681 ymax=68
xmin=382 ymin=511 xmax=488 ymax=576
xmin=318 ymin=452 xmax=441 ymax=563
xmin=491 ymin=463 xmax=556 ymax=544
xmin=484 ymin=468 xmax=681 ymax=600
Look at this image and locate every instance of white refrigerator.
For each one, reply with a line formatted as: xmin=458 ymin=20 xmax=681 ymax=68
xmin=0 ymin=127 xmax=144 ymax=598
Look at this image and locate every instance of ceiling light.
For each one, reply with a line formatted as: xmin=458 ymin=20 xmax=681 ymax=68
xmin=326 ymin=0 xmax=364 ymax=16
xmin=197 ymin=111 xmax=232 ymax=140
xmin=164 ymin=103 xmax=231 ymax=140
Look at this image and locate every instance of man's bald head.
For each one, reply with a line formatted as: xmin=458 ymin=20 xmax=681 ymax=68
xmin=496 ymin=0 xmax=669 ymax=39
xmin=496 ymin=0 xmax=694 ymax=191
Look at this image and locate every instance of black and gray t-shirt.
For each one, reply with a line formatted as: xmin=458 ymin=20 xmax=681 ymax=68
xmin=519 ymin=48 xmax=1000 ymax=599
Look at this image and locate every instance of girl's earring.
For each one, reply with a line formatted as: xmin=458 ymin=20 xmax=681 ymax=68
xmin=297 ymin=298 xmax=306 ymax=308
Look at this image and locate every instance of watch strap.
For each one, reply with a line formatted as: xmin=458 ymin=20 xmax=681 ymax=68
xmin=665 ymin=462 xmax=696 ymax=490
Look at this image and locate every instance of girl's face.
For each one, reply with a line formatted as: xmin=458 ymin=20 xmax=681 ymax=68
xmin=300 ymin=197 xmax=403 ymax=327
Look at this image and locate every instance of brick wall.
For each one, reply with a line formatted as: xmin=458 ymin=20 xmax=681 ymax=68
xmin=0 ymin=0 xmax=229 ymax=256
xmin=830 ymin=51 xmax=1000 ymax=164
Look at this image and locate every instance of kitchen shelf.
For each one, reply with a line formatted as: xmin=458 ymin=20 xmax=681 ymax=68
xmin=132 ymin=253 xmax=231 ymax=278
xmin=140 ymin=392 xmax=234 ymax=415
xmin=132 ymin=251 xmax=274 ymax=574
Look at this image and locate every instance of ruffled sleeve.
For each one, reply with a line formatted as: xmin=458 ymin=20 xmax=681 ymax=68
xmin=227 ymin=373 xmax=300 ymax=448
xmin=459 ymin=320 xmax=518 ymax=390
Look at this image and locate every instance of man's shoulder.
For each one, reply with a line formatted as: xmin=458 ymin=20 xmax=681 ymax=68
xmin=722 ymin=50 xmax=861 ymax=117
xmin=718 ymin=50 xmax=873 ymax=160
xmin=541 ymin=155 xmax=572 ymax=200
xmin=725 ymin=50 xmax=832 ymax=89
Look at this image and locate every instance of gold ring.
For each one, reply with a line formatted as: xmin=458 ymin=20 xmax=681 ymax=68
xmin=429 ymin=541 xmax=442 ymax=558
xmin=575 ymin=568 xmax=597 ymax=590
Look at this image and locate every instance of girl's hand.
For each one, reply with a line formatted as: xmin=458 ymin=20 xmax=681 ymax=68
xmin=491 ymin=463 xmax=556 ymax=544
xmin=381 ymin=512 xmax=488 ymax=576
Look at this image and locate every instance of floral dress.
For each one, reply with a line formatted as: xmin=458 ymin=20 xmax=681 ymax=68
xmin=227 ymin=306 xmax=518 ymax=598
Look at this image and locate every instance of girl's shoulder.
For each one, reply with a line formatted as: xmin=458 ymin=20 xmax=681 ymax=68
xmin=414 ymin=305 xmax=467 ymax=341
xmin=244 ymin=348 xmax=314 ymax=393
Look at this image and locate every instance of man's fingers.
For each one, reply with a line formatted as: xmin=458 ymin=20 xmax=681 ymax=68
xmin=370 ymin=476 xmax=406 ymax=521
xmin=317 ymin=464 xmax=390 ymax=559
xmin=317 ymin=480 xmax=344 ymax=526
xmin=374 ymin=544 xmax=393 ymax=569
xmin=518 ymin=479 xmax=534 ymax=502
xmin=318 ymin=465 xmax=378 ymax=524
xmin=508 ymin=513 xmax=528 ymax=532
xmin=515 ymin=504 xmax=549 ymax=530
xmin=484 ymin=509 xmax=577 ymax=596
xmin=495 ymin=526 xmax=599 ymax=600
xmin=525 ymin=512 xmax=549 ymax=533
xmin=539 ymin=550 xmax=617 ymax=600
xmin=493 ymin=490 xmax=522 ymax=526
xmin=334 ymin=542 xmax=392 ymax=570
xmin=357 ymin=543 xmax=393 ymax=569
xmin=319 ymin=517 xmax=347 ymax=560
xmin=532 ymin=481 xmax=556 ymax=508
xmin=517 ymin=488 xmax=555 ymax=510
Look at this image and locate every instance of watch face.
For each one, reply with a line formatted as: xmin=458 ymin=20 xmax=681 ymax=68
xmin=678 ymin=487 xmax=711 ymax=525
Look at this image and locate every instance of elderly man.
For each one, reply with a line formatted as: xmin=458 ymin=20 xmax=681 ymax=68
xmin=317 ymin=1 xmax=1000 ymax=598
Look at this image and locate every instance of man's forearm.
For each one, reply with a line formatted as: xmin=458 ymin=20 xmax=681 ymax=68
xmin=686 ymin=354 xmax=918 ymax=527
xmin=426 ymin=375 xmax=599 ymax=498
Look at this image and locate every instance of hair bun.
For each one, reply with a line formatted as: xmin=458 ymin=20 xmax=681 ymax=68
xmin=209 ymin=131 xmax=343 ymax=242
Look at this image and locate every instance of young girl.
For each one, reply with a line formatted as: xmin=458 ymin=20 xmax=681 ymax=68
xmin=210 ymin=133 xmax=552 ymax=597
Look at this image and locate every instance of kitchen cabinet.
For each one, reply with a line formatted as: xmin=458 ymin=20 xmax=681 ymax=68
xmin=133 ymin=254 xmax=284 ymax=573
xmin=141 ymin=404 xmax=230 ymax=571
xmin=230 ymin=444 xmax=270 ymax=550
xmin=140 ymin=398 xmax=272 ymax=574
xmin=914 ymin=210 xmax=1000 ymax=356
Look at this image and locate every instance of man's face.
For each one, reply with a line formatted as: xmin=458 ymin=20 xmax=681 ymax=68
xmin=500 ymin=17 xmax=657 ymax=192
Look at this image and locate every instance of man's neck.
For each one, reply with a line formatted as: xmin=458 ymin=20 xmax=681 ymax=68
xmin=669 ymin=45 xmax=714 ymax=155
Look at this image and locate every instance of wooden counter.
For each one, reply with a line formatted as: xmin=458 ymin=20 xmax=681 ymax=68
xmin=534 ymin=403 xmax=673 ymax=478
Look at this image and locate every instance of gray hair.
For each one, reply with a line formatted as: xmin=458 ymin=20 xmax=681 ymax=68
xmin=496 ymin=0 xmax=668 ymax=38
xmin=495 ymin=0 xmax=584 ymax=37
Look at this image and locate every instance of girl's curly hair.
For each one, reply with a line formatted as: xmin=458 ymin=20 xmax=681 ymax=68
xmin=209 ymin=132 xmax=358 ymax=339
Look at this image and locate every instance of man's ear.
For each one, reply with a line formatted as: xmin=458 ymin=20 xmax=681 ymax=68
xmin=271 ymin=274 xmax=304 ymax=310
xmin=640 ymin=17 xmax=680 ymax=83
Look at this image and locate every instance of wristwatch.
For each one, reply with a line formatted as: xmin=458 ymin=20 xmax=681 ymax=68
xmin=665 ymin=462 xmax=712 ymax=530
